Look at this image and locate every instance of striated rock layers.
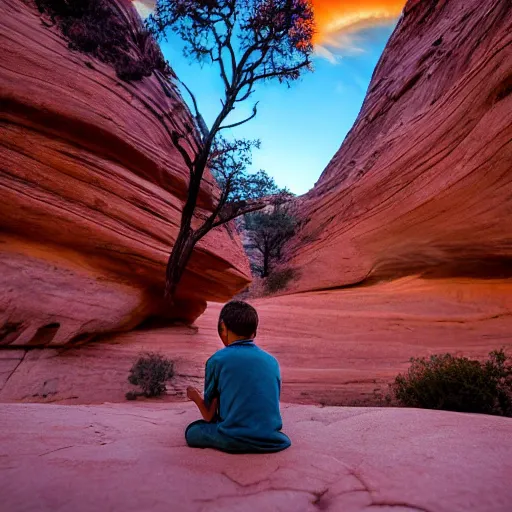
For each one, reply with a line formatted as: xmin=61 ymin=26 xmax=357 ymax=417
xmin=0 ymin=0 xmax=251 ymax=346
xmin=288 ymin=0 xmax=512 ymax=293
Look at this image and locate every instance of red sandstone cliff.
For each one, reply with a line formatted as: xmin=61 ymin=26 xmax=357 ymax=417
xmin=0 ymin=0 xmax=251 ymax=345
xmin=288 ymin=0 xmax=512 ymax=292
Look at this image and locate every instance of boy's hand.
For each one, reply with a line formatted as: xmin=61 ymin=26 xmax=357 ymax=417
xmin=187 ymin=386 xmax=218 ymax=422
xmin=186 ymin=386 xmax=201 ymax=403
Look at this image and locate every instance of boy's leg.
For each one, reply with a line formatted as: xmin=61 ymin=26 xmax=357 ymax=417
xmin=185 ymin=420 xmax=220 ymax=449
xmin=185 ymin=422 xmax=291 ymax=453
xmin=185 ymin=421 xmax=251 ymax=452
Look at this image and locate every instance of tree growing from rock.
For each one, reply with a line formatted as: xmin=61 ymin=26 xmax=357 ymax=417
xmin=244 ymin=196 xmax=298 ymax=277
xmin=147 ymin=0 xmax=315 ymax=299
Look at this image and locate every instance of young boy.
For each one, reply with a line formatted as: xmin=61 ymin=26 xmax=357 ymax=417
xmin=185 ymin=300 xmax=291 ymax=453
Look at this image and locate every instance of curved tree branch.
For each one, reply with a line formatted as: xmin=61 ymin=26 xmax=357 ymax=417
xmin=219 ymin=102 xmax=259 ymax=130
xmin=178 ymin=78 xmax=210 ymax=140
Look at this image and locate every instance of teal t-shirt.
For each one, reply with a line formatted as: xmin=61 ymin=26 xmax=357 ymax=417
xmin=204 ymin=339 xmax=291 ymax=451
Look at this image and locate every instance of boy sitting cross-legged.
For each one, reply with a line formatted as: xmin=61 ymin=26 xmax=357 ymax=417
xmin=185 ymin=300 xmax=291 ymax=453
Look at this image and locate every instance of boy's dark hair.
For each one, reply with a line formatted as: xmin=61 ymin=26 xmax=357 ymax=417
xmin=219 ymin=301 xmax=259 ymax=338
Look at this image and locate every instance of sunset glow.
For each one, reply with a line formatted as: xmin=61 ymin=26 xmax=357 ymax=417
xmin=311 ymin=0 xmax=405 ymax=43
xmin=133 ymin=1 xmax=405 ymax=46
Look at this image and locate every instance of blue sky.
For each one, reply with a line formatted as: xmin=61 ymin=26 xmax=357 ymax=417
xmin=159 ymin=24 xmax=396 ymax=195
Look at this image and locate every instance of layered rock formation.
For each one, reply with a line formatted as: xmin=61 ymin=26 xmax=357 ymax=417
xmin=0 ymin=0 xmax=251 ymax=346
xmin=288 ymin=0 xmax=512 ymax=292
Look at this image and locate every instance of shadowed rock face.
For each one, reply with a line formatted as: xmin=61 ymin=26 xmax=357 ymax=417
xmin=0 ymin=0 xmax=251 ymax=345
xmin=288 ymin=0 xmax=512 ymax=292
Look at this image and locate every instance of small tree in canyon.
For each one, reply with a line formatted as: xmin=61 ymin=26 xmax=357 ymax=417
xmin=244 ymin=196 xmax=298 ymax=277
xmin=147 ymin=0 xmax=315 ymax=299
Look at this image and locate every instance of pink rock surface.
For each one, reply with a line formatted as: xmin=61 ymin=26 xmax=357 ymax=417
xmin=1 ymin=278 xmax=510 ymax=405
xmin=287 ymin=0 xmax=512 ymax=293
xmin=0 ymin=0 xmax=250 ymax=345
xmin=1 ymin=402 xmax=511 ymax=512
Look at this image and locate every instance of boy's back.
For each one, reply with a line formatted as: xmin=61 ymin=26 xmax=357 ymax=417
xmin=185 ymin=301 xmax=291 ymax=453
xmin=206 ymin=339 xmax=290 ymax=450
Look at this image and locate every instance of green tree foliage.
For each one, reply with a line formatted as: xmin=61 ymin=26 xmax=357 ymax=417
xmin=264 ymin=267 xmax=297 ymax=293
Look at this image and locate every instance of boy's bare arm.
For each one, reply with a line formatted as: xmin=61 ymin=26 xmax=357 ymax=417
xmin=187 ymin=387 xmax=218 ymax=422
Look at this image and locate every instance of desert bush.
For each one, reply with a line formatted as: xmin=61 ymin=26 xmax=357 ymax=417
xmin=391 ymin=349 xmax=512 ymax=416
xmin=127 ymin=352 xmax=174 ymax=399
xmin=265 ymin=268 xmax=298 ymax=295
xmin=35 ymin=0 xmax=170 ymax=81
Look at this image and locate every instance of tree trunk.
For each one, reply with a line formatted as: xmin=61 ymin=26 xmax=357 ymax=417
xmin=262 ymin=243 xmax=270 ymax=278
xmin=163 ymin=100 xmax=234 ymax=299
xmin=165 ymin=172 xmax=204 ymax=299
xmin=165 ymin=227 xmax=197 ymax=300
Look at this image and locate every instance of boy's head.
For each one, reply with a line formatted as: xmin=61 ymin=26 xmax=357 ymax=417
xmin=218 ymin=300 xmax=259 ymax=346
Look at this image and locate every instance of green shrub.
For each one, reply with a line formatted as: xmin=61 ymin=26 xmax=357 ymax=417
xmin=35 ymin=0 xmax=170 ymax=81
xmin=265 ymin=268 xmax=297 ymax=294
xmin=127 ymin=353 xmax=174 ymax=399
xmin=391 ymin=349 xmax=512 ymax=416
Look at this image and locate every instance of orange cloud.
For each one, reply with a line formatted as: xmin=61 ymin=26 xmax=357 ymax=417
xmin=133 ymin=1 xmax=404 ymax=32
xmin=132 ymin=1 xmax=405 ymax=60
xmin=311 ymin=0 xmax=405 ymax=62
xmin=312 ymin=1 xmax=404 ymax=41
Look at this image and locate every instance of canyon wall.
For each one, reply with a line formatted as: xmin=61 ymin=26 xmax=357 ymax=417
xmin=0 ymin=0 xmax=251 ymax=346
xmin=288 ymin=0 xmax=512 ymax=292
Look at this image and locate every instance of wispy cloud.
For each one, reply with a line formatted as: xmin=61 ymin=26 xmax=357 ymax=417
xmin=315 ymin=31 xmax=367 ymax=65
xmin=311 ymin=0 xmax=404 ymax=62
xmin=132 ymin=0 xmax=155 ymax=19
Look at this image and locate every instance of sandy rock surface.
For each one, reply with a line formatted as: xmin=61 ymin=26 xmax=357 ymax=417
xmin=287 ymin=0 xmax=512 ymax=292
xmin=1 ymin=402 xmax=511 ymax=512
xmin=1 ymin=279 xmax=510 ymax=405
xmin=0 ymin=0 xmax=250 ymax=345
